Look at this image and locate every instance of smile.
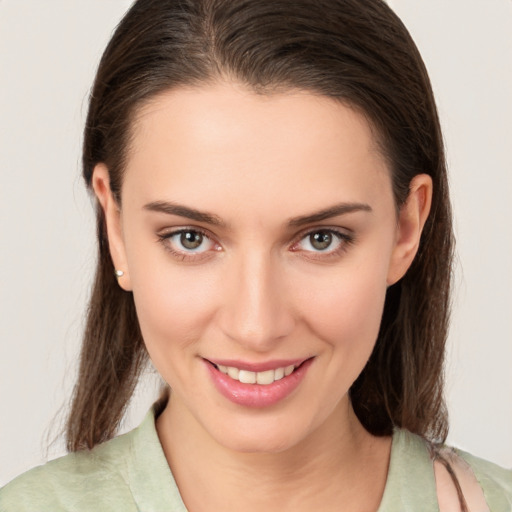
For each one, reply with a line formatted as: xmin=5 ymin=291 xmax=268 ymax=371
xmin=215 ymin=364 xmax=296 ymax=385
xmin=205 ymin=358 xmax=314 ymax=408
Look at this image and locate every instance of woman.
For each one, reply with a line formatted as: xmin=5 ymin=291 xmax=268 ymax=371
xmin=1 ymin=0 xmax=510 ymax=510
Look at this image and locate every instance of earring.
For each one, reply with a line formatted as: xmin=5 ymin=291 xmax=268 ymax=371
xmin=114 ymin=269 xmax=124 ymax=278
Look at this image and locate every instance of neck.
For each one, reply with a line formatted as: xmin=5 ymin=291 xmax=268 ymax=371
xmin=156 ymin=394 xmax=391 ymax=512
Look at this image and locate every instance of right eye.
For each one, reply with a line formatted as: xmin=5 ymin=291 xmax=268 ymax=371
xmin=158 ymin=228 xmax=220 ymax=260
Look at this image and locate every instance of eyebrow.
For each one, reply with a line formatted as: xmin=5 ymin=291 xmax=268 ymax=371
xmin=144 ymin=201 xmax=226 ymax=227
xmin=288 ymin=202 xmax=372 ymax=227
xmin=143 ymin=200 xmax=372 ymax=228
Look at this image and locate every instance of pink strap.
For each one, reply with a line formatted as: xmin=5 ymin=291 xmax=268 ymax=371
xmin=434 ymin=448 xmax=489 ymax=512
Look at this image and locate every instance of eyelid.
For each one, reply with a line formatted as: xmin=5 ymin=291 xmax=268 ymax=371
xmin=156 ymin=225 xmax=354 ymax=262
xmin=156 ymin=226 xmax=221 ymax=261
xmin=289 ymin=226 xmax=355 ymax=257
xmin=290 ymin=225 xmax=353 ymax=245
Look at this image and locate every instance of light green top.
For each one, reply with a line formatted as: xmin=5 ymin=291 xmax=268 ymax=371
xmin=1 ymin=404 xmax=511 ymax=511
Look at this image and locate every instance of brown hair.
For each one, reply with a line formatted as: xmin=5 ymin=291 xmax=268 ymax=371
xmin=67 ymin=0 xmax=453 ymax=452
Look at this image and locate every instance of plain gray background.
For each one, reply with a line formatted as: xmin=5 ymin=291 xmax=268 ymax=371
xmin=1 ymin=0 xmax=511 ymax=486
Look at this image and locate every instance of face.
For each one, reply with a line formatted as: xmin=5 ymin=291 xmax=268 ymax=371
xmin=94 ymin=82 xmax=430 ymax=453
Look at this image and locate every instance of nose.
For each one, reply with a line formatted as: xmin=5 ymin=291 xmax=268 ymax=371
xmin=217 ymin=249 xmax=295 ymax=351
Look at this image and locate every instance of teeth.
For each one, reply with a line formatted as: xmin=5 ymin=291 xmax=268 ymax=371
xmin=227 ymin=366 xmax=239 ymax=380
xmin=216 ymin=364 xmax=297 ymax=385
xmin=256 ymin=370 xmax=274 ymax=385
xmin=239 ymin=370 xmax=257 ymax=384
xmin=274 ymin=367 xmax=285 ymax=381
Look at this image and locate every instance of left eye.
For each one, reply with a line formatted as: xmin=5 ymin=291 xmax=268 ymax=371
xmin=164 ymin=229 xmax=216 ymax=253
xmin=295 ymin=230 xmax=345 ymax=253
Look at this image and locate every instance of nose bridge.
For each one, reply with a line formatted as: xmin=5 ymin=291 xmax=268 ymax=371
xmin=219 ymin=247 xmax=294 ymax=350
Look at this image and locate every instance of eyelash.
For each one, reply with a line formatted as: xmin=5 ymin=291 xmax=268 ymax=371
xmin=157 ymin=227 xmax=219 ymax=262
xmin=156 ymin=227 xmax=355 ymax=262
xmin=290 ymin=228 xmax=355 ymax=260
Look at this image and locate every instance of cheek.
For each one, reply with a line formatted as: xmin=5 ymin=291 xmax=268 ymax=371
xmin=127 ymin=246 xmax=219 ymax=357
xmin=292 ymin=248 xmax=391 ymax=370
xmin=130 ymin=265 xmax=222 ymax=395
xmin=305 ymin=272 xmax=386 ymax=345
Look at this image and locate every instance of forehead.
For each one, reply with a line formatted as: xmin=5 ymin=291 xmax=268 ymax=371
xmin=122 ymin=82 xmax=392 ymax=218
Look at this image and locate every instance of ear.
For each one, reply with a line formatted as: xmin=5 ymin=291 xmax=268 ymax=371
xmin=92 ymin=164 xmax=132 ymax=291
xmin=387 ymin=174 xmax=433 ymax=286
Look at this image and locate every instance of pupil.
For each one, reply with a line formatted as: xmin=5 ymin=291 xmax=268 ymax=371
xmin=181 ymin=231 xmax=203 ymax=250
xmin=311 ymin=231 xmax=332 ymax=250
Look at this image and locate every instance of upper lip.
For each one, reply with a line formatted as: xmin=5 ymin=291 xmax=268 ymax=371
xmin=205 ymin=357 xmax=311 ymax=372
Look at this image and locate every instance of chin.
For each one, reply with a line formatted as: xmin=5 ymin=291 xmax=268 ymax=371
xmin=215 ymin=426 xmax=302 ymax=454
xmin=202 ymin=409 xmax=322 ymax=455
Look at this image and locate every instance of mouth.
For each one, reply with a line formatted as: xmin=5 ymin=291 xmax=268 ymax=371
xmin=206 ymin=358 xmax=311 ymax=385
xmin=212 ymin=363 xmax=297 ymax=385
xmin=204 ymin=358 xmax=314 ymax=407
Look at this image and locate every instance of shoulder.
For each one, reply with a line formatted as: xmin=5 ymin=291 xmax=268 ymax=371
xmin=0 ymin=431 xmax=138 ymax=512
xmin=455 ymin=448 xmax=512 ymax=509
xmin=1 ymin=403 xmax=184 ymax=512
xmin=391 ymin=430 xmax=511 ymax=511
xmin=433 ymin=443 xmax=512 ymax=512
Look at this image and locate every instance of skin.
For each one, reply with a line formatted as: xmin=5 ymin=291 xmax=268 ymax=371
xmin=93 ymin=82 xmax=432 ymax=512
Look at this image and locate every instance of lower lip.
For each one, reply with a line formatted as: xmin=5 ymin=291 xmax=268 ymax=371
xmin=205 ymin=359 xmax=313 ymax=408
